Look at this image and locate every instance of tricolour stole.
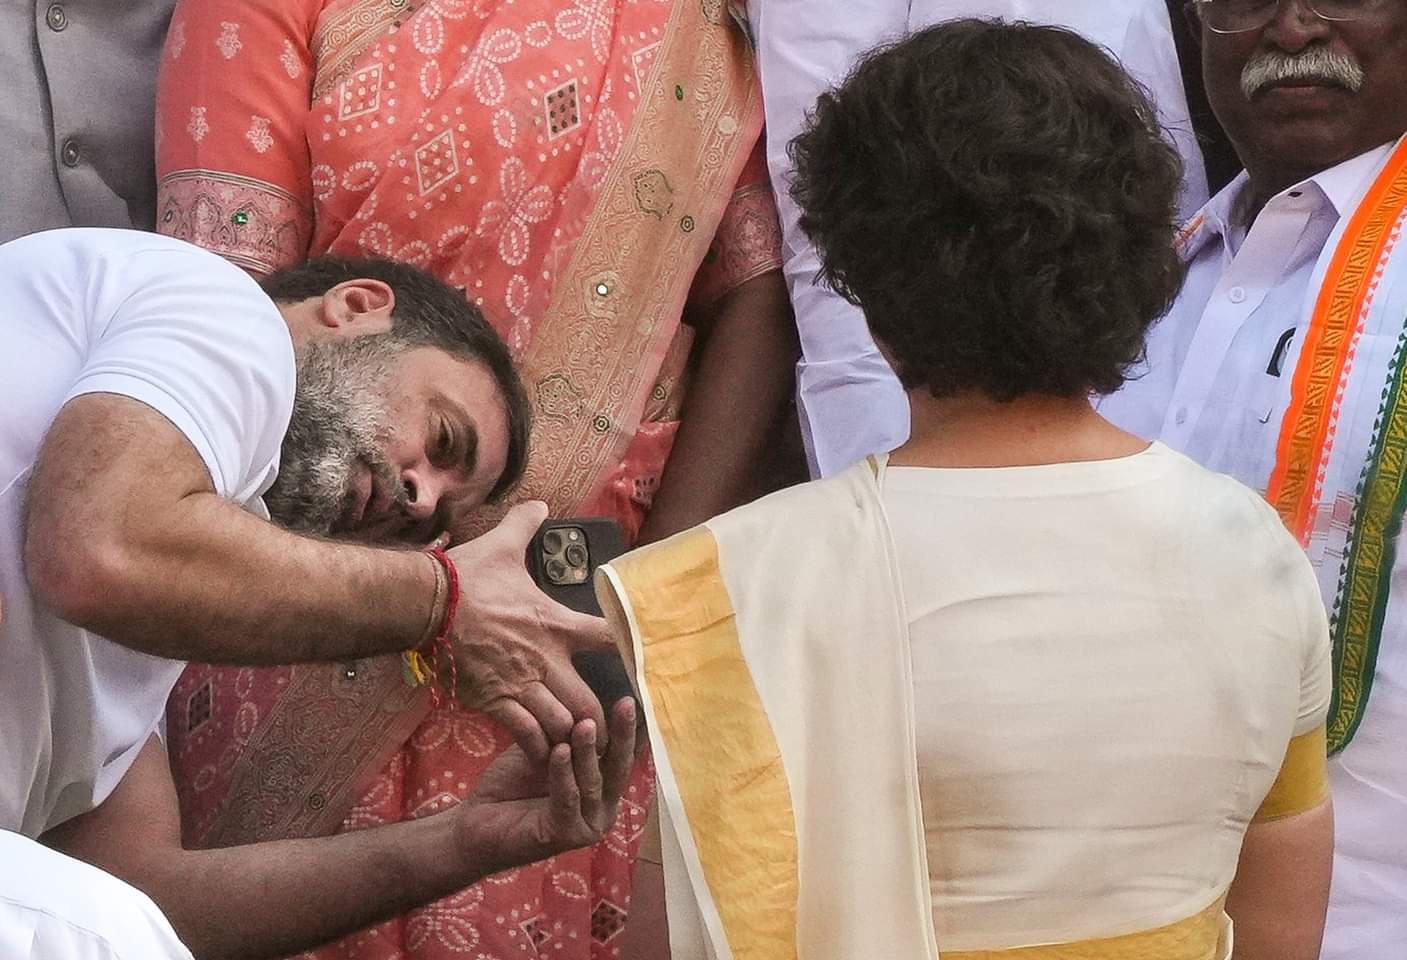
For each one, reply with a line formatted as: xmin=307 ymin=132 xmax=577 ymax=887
xmin=1263 ymin=135 xmax=1407 ymax=753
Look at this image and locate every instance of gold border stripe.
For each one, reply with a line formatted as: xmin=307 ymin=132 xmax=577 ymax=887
xmin=612 ymin=529 xmax=800 ymax=960
xmin=943 ymin=897 xmax=1227 ymax=960
xmin=1255 ymin=726 xmax=1330 ymax=822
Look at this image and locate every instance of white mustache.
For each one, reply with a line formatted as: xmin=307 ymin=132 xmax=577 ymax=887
xmin=1241 ymin=46 xmax=1366 ymax=98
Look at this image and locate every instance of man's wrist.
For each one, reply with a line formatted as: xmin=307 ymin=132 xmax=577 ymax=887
xmin=416 ymin=552 xmax=448 ymax=651
xmin=447 ymin=803 xmax=516 ymax=883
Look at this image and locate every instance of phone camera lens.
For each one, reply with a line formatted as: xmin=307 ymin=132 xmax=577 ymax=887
xmin=546 ymin=558 xmax=569 ymax=583
xmin=543 ymin=530 xmax=565 ymax=554
xmin=565 ymin=543 xmax=588 ymax=568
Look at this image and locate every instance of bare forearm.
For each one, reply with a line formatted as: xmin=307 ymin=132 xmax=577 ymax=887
xmin=25 ymin=394 xmax=435 ymax=663
xmin=117 ymin=814 xmax=476 ymax=960
xmin=83 ymin=493 xmax=434 ymax=663
xmin=639 ymin=273 xmax=798 ymax=542
xmin=1227 ymin=799 xmax=1333 ymax=960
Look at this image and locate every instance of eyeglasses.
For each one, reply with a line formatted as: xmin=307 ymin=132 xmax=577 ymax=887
xmin=1189 ymin=0 xmax=1387 ymax=34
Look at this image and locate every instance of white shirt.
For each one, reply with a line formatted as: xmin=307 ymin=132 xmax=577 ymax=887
xmin=0 ymin=831 xmax=193 ymax=960
xmin=1099 ymin=143 xmax=1407 ymax=960
xmin=753 ymin=1 xmax=1210 ymax=478
xmin=0 ymin=228 xmax=295 ymax=837
xmin=882 ymin=445 xmax=1328 ymax=949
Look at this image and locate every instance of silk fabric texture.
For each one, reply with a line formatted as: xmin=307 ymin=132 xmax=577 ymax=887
xmin=154 ymin=1 xmax=781 ymax=957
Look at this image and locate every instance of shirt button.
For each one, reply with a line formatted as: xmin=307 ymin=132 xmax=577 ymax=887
xmin=1228 ymin=286 xmax=1247 ymax=304
xmin=60 ymin=139 xmax=80 ymax=167
xmin=1174 ymin=407 xmax=1189 ymax=426
xmin=45 ymin=3 xmax=67 ymax=31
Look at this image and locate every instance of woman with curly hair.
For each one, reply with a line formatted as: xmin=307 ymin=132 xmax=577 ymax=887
xmin=595 ymin=19 xmax=1333 ymax=960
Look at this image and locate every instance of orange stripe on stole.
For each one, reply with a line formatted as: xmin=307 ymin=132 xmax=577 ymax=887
xmin=1267 ymin=138 xmax=1407 ymax=540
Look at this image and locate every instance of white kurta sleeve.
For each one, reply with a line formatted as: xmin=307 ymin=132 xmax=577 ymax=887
xmin=752 ymin=0 xmax=913 ymax=479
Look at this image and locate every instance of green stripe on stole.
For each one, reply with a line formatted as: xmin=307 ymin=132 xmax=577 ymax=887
xmin=1329 ymin=311 xmax=1407 ymax=753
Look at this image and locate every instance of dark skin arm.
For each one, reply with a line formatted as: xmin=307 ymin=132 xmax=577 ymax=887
xmin=636 ymin=271 xmax=799 ymax=544
xmin=43 ymin=700 xmax=636 ymax=960
xmin=1225 ymin=798 xmax=1333 ymax=960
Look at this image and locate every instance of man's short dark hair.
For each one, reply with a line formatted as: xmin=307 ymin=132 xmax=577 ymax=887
xmin=261 ymin=256 xmax=530 ymax=501
xmin=790 ymin=19 xmax=1187 ymax=401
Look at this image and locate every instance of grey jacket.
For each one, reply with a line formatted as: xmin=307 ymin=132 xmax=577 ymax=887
xmin=0 ymin=1 xmax=175 ymax=242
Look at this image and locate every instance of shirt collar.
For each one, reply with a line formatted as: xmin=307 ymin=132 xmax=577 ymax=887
xmin=1177 ymin=139 xmax=1399 ymax=260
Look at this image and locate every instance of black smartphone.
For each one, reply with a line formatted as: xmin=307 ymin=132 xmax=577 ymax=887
xmin=527 ymin=517 xmax=635 ymax=711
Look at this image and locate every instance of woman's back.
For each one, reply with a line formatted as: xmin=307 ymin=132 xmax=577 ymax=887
xmin=883 ymin=444 xmax=1330 ymax=950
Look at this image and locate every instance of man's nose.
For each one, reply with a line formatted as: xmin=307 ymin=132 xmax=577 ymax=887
xmin=1265 ymin=0 xmax=1334 ymax=50
xmin=401 ymin=468 xmax=447 ymax=521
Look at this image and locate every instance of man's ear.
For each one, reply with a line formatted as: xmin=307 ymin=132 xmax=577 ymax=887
xmin=318 ymin=279 xmax=396 ymax=336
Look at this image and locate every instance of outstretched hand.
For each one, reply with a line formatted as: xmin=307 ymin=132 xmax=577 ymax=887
xmin=455 ymin=698 xmax=637 ymax=875
xmin=446 ymin=501 xmax=618 ymax=761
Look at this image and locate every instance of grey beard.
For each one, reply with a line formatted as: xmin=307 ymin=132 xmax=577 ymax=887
xmin=1242 ymin=45 xmax=1365 ymax=99
xmin=263 ymin=338 xmax=399 ymax=537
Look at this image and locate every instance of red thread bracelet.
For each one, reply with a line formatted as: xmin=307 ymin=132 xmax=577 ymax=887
xmin=426 ymin=546 xmax=460 ymax=708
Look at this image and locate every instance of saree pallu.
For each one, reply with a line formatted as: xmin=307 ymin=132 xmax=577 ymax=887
xmin=1180 ymin=134 xmax=1407 ymax=754
xmin=155 ymin=0 xmax=776 ymax=956
xmin=597 ymin=462 xmax=941 ymax=960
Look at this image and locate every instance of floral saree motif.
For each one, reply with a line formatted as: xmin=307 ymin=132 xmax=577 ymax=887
xmin=156 ymin=0 xmax=780 ymax=955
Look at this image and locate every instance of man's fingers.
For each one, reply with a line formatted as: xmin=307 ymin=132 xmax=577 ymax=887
xmin=547 ymin=742 xmax=581 ymax=826
xmin=484 ymin=698 xmax=551 ymax=764
xmin=492 ymin=500 xmax=550 ymax=552
xmin=601 ymin=698 xmax=637 ymax=805
xmin=545 ymin=661 xmax=607 ymax=740
xmin=571 ymin=719 xmax=605 ymax=824
xmin=558 ymin=608 xmax=617 ymax=654
xmin=518 ymin=682 xmax=575 ymax=747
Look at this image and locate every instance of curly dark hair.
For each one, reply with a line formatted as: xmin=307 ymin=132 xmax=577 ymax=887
xmin=789 ymin=18 xmax=1186 ymax=400
xmin=261 ymin=256 xmax=530 ymax=502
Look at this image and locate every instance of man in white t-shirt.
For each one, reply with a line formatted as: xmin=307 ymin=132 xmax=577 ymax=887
xmin=1 ymin=228 xmax=636 ymax=958
xmin=1098 ymin=1 xmax=1407 ymax=955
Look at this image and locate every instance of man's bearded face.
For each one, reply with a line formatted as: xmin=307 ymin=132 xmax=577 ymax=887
xmin=263 ymin=338 xmax=407 ymax=539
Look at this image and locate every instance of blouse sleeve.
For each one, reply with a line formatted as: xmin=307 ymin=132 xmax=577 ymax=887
xmin=155 ymin=0 xmax=320 ymax=275
xmin=688 ymin=137 xmax=785 ymax=307
xmin=1253 ymin=519 xmax=1333 ymax=822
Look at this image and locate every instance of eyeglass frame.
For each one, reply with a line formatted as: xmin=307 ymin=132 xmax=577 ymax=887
xmin=1186 ymin=0 xmax=1383 ymax=35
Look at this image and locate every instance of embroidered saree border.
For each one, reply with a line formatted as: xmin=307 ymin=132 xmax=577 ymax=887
xmin=198 ymin=657 xmax=429 ymax=846
xmin=1265 ymin=139 xmax=1407 ymax=753
xmin=941 ymin=897 xmax=1228 ymax=960
xmin=513 ymin=0 xmax=764 ymax=515
xmin=310 ymin=0 xmax=407 ymax=100
xmin=156 ymin=170 xmax=312 ymax=275
xmin=609 ymin=528 xmax=801 ymax=960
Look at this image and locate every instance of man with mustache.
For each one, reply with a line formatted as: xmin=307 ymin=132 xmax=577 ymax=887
xmin=1099 ymin=1 xmax=1407 ymax=955
xmin=0 ymin=228 xmax=635 ymax=958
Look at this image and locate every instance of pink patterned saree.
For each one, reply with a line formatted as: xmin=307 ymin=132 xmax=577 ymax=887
xmin=155 ymin=0 xmax=780 ymax=956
